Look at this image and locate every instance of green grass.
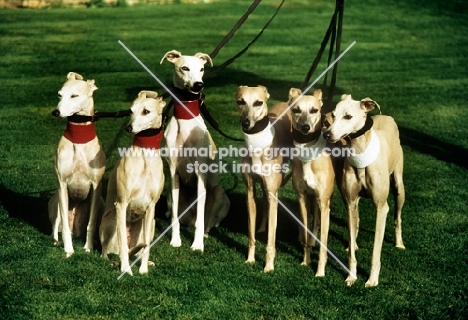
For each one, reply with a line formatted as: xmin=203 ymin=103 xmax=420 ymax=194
xmin=1 ymin=0 xmax=468 ymax=318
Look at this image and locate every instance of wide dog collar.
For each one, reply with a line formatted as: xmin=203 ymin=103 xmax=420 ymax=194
xmin=346 ymin=116 xmax=374 ymax=140
xmin=132 ymin=128 xmax=163 ymax=149
xmin=347 ymin=129 xmax=380 ymax=168
xmin=173 ymin=99 xmax=200 ymax=120
xmin=63 ymin=121 xmax=97 ymax=144
xmin=292 ymin=128 xmax=321 ymax=144
xmin=243 ymin=117 xmax=275 ymax=150
xmin=294 ymin=132 xmax=327 ymax=162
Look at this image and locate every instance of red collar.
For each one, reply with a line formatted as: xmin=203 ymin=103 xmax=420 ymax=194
xmin=132 ymin=128 xmax=163 ymax=149
xmin=63 ymin=121 xmax=97 ymax=144
xmin=173 ymin=99 xmax=200 ymax=120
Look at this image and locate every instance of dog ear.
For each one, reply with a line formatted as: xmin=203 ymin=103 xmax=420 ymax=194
xmin=157 ymin=97 xmax=166 ymax=108
xmin=138 ymin=91 xmax=158 ymax=99
xmin=257 ymin=85 xmax=270 ymax=99
xmin=195 ymin=53 xmax=213 ymax=67
xmin=313 ymin=89 xmax=323 ymax=106
xmin=160 ymin=50 xmax=181 ymax=64
xmin=288 ymin=88 xmax=302 ymax=102
xmin=87 ymin=80 xmax=98 ymax=92
xmin=341 ymin=94 xmax=352 ymax=101
xmin=67 ymin=72 xmax=83 ymax=81
xmin=360 ymin=98 xmax=381 ymax=114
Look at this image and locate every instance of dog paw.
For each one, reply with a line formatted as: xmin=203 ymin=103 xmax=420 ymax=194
xmin=65 ymin=251 xmax=74 ymax=258
xmin=263 ymin=265 xmax=274 ymax=273
xmin=345 ymin=276 xmax=357 ymax=286
xmin=121 ymin=266 xmax=133 ymax=276
xmin=395 ymin=243 xmax=406 ymax=250
xmin=170 ymin=238 xmax=182 ymax=247
xmin=148 ymin=261 xmax=155 ymax=266
xmin=365 ymin=279 xmax=378 ymax=287
xmin=245 ymin=259 xmax=255 ymax=265
xmin=190 ymin=243 xmax=204 ymax=252
xmin=53 ymin=240 xmax=63 ymax=247
xmin=315 ymin=270 xmax=325 ymax=277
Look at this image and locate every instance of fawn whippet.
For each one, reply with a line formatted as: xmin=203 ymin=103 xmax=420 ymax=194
xmin=160 ymin=50 xmax=229 ymax=251
xmin=235 ymin=85 xmax=293 ymax=272
xmin=323 ymin=94 xmax=405 ymax=287
xmin=100 ymin=91 xmax=166 ymax=275
xmin=49 ymin=72 xmax=106 ymax=257
xmin=289 ymin=88 xmax=335 ymax=277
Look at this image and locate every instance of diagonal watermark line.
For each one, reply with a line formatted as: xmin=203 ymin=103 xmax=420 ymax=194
xmin=117 ymin=191 xmax=206 ymax=280
xmin=118 ymin=40 xmax=207 ymax=129
xmin=269 ymin=192 xmax=355 ymax=279
xmin=271 ymin=41 xmax=356 ymax=127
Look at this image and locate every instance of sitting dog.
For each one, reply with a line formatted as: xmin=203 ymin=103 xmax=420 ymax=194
xmin=289 ymin=88 xmax=335 ymax=277
xmin=323 ymin=94 xmax=405 ymax=287
xmin=49 ymin=72 xmax=106 ymax=257
xmin=100 ymin=91 xmax=166 ymax=275
xmin=235 ymin=85 xmax=293 ymax=272
xmin=160 ymin=50 xmax=229 ymax=251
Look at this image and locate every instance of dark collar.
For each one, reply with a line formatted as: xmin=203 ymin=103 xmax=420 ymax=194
xmin=242 ymin=116 xmax=270 ymax=135
xmin=292 ymin=128 xmax=321 ymax=144
xmin=170 ymin=87 xmax=203 ymax=102
xmin=347 ymin=116 xmax=374 ymax=140
xmin=67 ymin=114 xmax=95 ymax=123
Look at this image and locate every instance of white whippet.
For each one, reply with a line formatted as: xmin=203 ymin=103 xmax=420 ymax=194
xmin=100 ymin=91 xmax=166 ymax=275
xmin=323 ymin=94 xmax=405 ymax=287
xmin=289 ymin=88 xmax=335 ymax=277
xmin=235 ymin=85 xmax=293 ymax=272
xmin=160 ymin=50 xmax=229 ymax=251
xmin=49 ymin=72 xmax=106 ymax=257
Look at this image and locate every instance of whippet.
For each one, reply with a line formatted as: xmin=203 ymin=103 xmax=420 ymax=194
xmin=289 ymin=88 xmax=335 ymax=277
xmin=235 ymin=85 xmax=293 ymax=272
xmin=49 ymin=72 xmax=106 ymax=257
xmin=323 ymin=94 xmax=405 ymax=287
xmin=160 ymin=50 xmax=229 ymax=251
xmin=99 ymin=91 xmax=166 ymax=275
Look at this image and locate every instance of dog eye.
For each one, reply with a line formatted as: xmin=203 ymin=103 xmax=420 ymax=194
xmin=236 ymin=100 xmax=246 ymax=106
xmin=58 ymin=94 xmax=62 ymax=99
xmin=331 ymin=113 xmax=336 ymax=119
xmin=253 ymin=100 xmax=263 ymax=107
xmin=142 ymin=109 xmax=150 ymax=115
xmin=292 ymin=108 xmax=301 ymax=114
xmin=181 ymin=66 xmax=190 ymax=71
xmin=71 ymin=94 xmax=78 ymax=98
xmin=344 ymin=114 xmax=352 ymax=120
xmin=310 ymin=109 xmax=318 ymax=114
xmin=200 ymin=67 xmax=204 ymax=72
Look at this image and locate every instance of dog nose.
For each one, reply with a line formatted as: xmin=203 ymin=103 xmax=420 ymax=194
xmin=323 ymin=131 xmax=331 ymax=140
xmin=52 ymin=109 xmax=60 ymax=117
xmin=301 ymin=124 xmax=310 ymax=133
xmin=192 ymin=82 xmax=204 ymax=92
xmin=241 ymin=118 xmax=250 ymax=129
xmin=125 ymin=125 xmax=133 ymax=133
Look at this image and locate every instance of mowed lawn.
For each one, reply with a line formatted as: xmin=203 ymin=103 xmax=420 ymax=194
xmin=1 ymin=0 xmax=468 ymax=319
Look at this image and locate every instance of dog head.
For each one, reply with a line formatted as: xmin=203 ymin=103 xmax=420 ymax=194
xmin=160 ymin=50 xmax=213 ymax=93
xmin=126 ymin=91 xmax=166 ymax=134
xmin=53 ymin=72 xmax=97 ymax=118
xmin=288 ymin=88 xmax=323 ymax=134
xmin=323 ymin=94 xmax=380 ymax=143
xmin=235 ymin=85 xmax=270 ymax=131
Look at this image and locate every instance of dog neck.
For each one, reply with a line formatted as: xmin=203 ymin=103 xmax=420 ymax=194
xmin=292 ymin=127 xmax=321 ymax=145
xmin=63 ymin=121 xmax=96 ymax=144
xmin=347 ymin=128 xmax=380 ymax=168
xmin=346 ymin=116 xmax=373 ymax=140
xmin=171 ymin=87 xmax=201 ymax=120
xmin=242 ymin=116 xmax=275 ymax=151
xmin=294 ymin=130 xmax=327 ymax=162
xmin=132 ymin=128 xmax=163 ymax=149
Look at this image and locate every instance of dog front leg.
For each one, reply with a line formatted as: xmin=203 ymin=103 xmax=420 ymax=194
xmin=84 ymin=182 xmax=102 ymax=253
xmin=58 ymin=182 xmax=74 ymax=257
xmin=116 ymin=201 xmax=132 ymax=275
xmin=297 ymin=190 xmax=311 ymax=266
xmin=139 ymin=204 xmax=156 ymax=274
xmin=264 ymin=190 xmax=278 ymax=273
xmin=170 ymin=171 xmax=182 ymax=247
xmin=365 ymin=201 xmax=389 ymax=287
xmin=191 ymin=172 xmax=206 ymax=251
xmin=345 ymin=197 xmax=359 ymax=286
xmin=245 ymin=179 xmax=257 ymax=264
xmin=315 ymin=196 xmax=331 ymax=277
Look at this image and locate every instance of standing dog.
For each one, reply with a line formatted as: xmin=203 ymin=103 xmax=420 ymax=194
xmin=100 ymin=91 xmax=166 ymax=275
xmin=289 ymin=88 xmax=335 ymax=277
xmin=49 ymin=72 xmax=105 ymax=257
xmin=235 ymin=85 xmax=293 ymax=272
xmin=323 ymin=94 xmax=405 ymax=287
xmin=160 ymin=50 xmax=229 ymax=251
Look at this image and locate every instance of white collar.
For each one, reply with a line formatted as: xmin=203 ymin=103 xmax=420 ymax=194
xmin=348 ymin=129 xmax=380 ymax=168
xmin=243 ymin=122 xmax=275 ymax=151
xmin=294 ymin=133 xmax=327 ymax=162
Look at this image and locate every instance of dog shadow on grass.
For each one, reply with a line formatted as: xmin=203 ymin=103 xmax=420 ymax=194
xmin=0 ymin=184 xmax=52 ymax=236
